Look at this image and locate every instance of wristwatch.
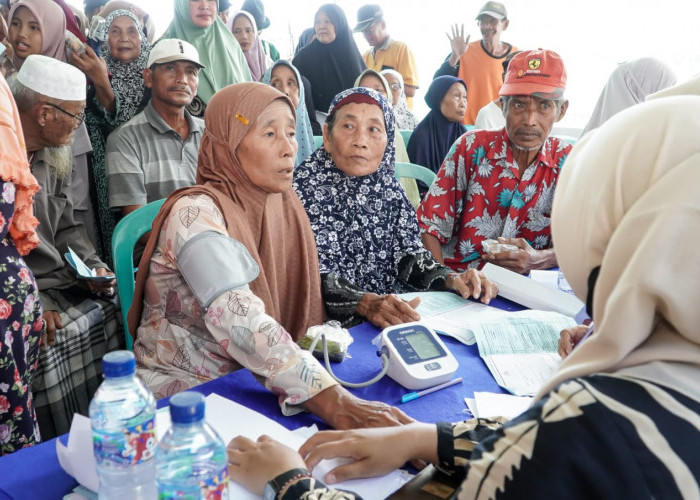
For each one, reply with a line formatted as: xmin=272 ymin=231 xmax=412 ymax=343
xmin=263 ymin=468 xmax=311 ymax=500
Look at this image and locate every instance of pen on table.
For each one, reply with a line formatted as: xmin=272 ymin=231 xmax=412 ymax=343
xmin=401 ymin=377 xmax=463 ymax=404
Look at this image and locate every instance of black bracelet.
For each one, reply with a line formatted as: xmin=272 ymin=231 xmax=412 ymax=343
xmin=265 ymin=467 xmax=312 ymax=500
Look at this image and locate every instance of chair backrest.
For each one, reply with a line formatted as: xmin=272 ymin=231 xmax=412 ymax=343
xmin=395 ymin=161 xmax=437 ymax=188
xmin=111 ymin=199 xmax=165 ymax=350
xmin=399 ymin=129 xmax=412 ymax=147
xmin=313 ymin=135 xmax=323 ymax=149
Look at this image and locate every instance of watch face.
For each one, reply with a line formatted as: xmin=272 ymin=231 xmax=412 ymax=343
xmin=263 ymin=482 xmax=277 ymax=500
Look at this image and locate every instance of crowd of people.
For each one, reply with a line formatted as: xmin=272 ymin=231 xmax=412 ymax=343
xmin=0 ymin=0 xmax=697 ymax=498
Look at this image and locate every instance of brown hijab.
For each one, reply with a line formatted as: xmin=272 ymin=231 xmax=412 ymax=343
xmin=128 ymin=82 xmax=325 ymax=341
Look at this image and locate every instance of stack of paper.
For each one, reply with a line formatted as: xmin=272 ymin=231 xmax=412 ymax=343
xmin=465 ymin=392 xmax=533 ymax=420
xmin=470 ymin=310 xmax=576 ymax=396
xmin=58 ymin=394 xmax=412 ymax=499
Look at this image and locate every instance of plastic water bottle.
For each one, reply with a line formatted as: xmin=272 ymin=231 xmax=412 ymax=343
xmin=156 ymin=391 xmax=229 ymax=499
xmin=89 ymin=350 xmax=157 ymax=499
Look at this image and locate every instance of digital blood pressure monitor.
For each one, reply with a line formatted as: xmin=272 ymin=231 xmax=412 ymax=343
xmin=373 ymin=322 xmax=458 ymax=390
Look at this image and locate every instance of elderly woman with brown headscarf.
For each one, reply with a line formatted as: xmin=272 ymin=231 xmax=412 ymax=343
xmin=227 ymin=94 xmax=700 ymax=500
xmin=128 ymin=82 xmax=411 ymax=430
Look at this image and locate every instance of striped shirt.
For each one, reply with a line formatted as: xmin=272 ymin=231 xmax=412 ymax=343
xmin=105 ymin=101 xmax=203 ymax=208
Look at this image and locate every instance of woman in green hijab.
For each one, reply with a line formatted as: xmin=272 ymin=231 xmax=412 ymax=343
xmin=164 ymin=0 xmax=252 ymax=116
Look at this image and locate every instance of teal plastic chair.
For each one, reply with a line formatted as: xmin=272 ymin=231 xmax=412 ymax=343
xmin=111 ymin=199 xmax=166 ymax=350
xmin=399 ymin=129 xmax=412 ymax=147
xmin=554 ymin=134 xmax=577 ymax=146
xmin=395 ymin=161 xmax=437 ymax=188
xmin=313 ymin=135 xmax=323 ymax=149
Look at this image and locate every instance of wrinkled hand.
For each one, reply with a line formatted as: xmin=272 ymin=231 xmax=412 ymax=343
xmin=227 ymin=435 xmax=306 ymax=495
xmin=446 ymin=269 xmax=498 ymax=304
xmin=299 ymin=423 xmax=438 ymax=484
xmin=86 ymin=267 xmax=116 ymax=297
xmin=481 ymin=237 xmax=540 ymax=274
xmin=558 ymin=324 xmax=590 ymax=359
xmin=357 ymin=293 xmax=420 ymax=328
xmin=42 ymin=310 xmax=62 ymax=347
xmin=71 ymin=45 xmax=108 ymax=83
xmin=446 ymin=24 xmax=470 ymax=60
xmin=304 ymin=385 xmax=414 ymax=431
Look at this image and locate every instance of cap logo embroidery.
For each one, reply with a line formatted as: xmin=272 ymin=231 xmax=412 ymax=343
xmin=528 ymin=58 xmax=541 ymax=70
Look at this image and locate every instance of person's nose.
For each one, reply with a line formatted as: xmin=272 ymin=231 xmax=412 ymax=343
xmin=352 ymin=127 xmax=369 ymax=148
xmin=281 ymin=134 xmax=296 ymax=157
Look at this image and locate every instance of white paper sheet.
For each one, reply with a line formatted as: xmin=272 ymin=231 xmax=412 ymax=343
xmin=56 ymin=414 xmax=99 ymax=494
xmin=473 ymin=392 xmax=533 ymax=419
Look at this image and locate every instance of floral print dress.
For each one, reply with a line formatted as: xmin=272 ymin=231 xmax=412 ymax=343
xmin=0 ymin=181 xmax=43 ymax=455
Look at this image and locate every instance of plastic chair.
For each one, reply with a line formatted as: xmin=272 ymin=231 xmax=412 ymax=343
xmin=399 ymin=129 xmax=412 ymax=147
xmin=395 ymin=161 xmax=437 ymax=188
xmin=313 ymin=135 xmax=323 ymax=149
xmin=111 ymin=199 xmax=166 ymax=350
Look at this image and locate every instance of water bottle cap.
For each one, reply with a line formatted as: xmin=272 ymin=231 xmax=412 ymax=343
xmin=102 ymin=350 xmax=136 ymax=378
xmin=169 ymin=391 xmax=205 ymax=424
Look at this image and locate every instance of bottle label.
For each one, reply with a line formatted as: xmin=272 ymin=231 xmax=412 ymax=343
xmin=158 ymin=468 xmax=229 ymax=499
xmin=93 ymin=417 xmax=157 ymax=466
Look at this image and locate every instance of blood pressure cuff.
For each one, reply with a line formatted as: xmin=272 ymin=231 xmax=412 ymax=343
xmin=177 ymin=231 xmax=260 ymax=309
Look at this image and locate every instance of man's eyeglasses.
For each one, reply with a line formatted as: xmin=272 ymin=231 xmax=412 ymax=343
xmin=44 ymin=102 xmax=85 ymax=125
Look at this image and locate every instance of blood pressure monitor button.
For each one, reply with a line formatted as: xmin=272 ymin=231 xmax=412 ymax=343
xmin=424 ymin=362 xmax=441 ymax=371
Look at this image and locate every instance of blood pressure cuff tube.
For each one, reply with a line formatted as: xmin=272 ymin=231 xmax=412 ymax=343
xmin=177 ymin=231 xmax=260 ymax=309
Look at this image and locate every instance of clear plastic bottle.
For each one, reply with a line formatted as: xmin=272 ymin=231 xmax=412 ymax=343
xmin=156 ymin=391 xmax=229 ymax=499
xmin=89 ymin=350 xmax=157 ymax=500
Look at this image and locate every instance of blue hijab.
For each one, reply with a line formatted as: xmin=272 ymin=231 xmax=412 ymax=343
xmin=407 ymin=75 xmax=467 ymax=174
xmin=293 ymin=87 xmax=424 ymax=294
xmin=261 ymin=60 xmax=315 ymax=167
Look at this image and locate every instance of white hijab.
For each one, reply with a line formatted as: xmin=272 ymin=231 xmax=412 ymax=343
xmin=537 ymin=96 xmax=700 ymax=399
xmin=581 ymin=57 xmax=676 ymax=137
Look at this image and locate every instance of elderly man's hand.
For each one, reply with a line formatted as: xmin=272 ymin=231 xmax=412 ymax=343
xmin=357 ymin=293 xmax=420 ymax=328
xmin=481 ymin=237 xmax=556 ymax=274
xmin=558 ymin=324 xmax=590 ymax=359
xmin=446 ymin=24 xmax=470 ymax=64
xmin=86 ymin=268 xmax=117 ymax=297
xmin=42 ymin=310 xmax=62 ymax=347
xmin=445 ymin=269 xmax=498 ymax=304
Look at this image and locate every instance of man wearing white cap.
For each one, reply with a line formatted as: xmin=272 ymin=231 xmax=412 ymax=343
xmin=9 ymin=54 xmax=121 ymax=439
xmin=106 ymin=38 xmax=204 ymax=219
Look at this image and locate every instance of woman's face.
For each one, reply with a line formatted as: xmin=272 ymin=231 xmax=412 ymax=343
xmin=270 ymin=64 xmax=300 ymax=108
xmin=232 ymin=14 xmax=254 ymax=52
xmin=236 ymin=99 xmax=298 ymax=193
xmin=314 ymin=11 xmax=336 ymax=44
xmin=107 ymin=15 xmax=141 ymax=63
xmin=189 ymin=0 xmax=217 ymax=29
xmin=439 ymin=82 xmax=467 ymax=122
xmin=358 ymin=74 xmax=387 ymax=99
xmin=9 ymin=6 xmax=42 ymax=60
xmin=323 ymin=102 xmax=387 ymax=177
xmin=383 ymin=73 xmax=401 ymax=106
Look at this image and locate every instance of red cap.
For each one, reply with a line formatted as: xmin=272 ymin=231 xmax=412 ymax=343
xmin=500 ymin=49 xmax=567 ymax=97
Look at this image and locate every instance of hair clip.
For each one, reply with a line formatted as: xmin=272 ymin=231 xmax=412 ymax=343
xmin=235 ymin=113 xmax=249 ymax=125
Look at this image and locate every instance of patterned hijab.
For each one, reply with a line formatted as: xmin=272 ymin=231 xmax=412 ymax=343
xmin=293 ymin=87 xmax=424 ymax=295
xmin=9 ymin=0 xmax=66 ymax=69
xmin=537 ymin=96 xmax=700 ymax=399
xmin=381 ymin=69 xmax=417 ymax=130
xmin=101 ymin=10 xmax=150 ymax=122
xmin=164 ymin=0 xmax=251 ymax=106
xmin=261 ymin=60 xmax=315 ymax=167
xmin=229 ymin=10 xmax=266 ymax=81
xmin=129 ymin=83 xmax=324 ymax=341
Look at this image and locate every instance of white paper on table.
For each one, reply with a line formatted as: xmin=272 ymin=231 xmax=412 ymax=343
xmin=473 ymin=392 xmax=533 ymax=419
xmin=484 ymin=353 xmax=562 ymax=396
xmin=482 ymin=263 xmax=584 ymax=319
xmin=399 ymin=291 xmax=502 ymax=345
xmin=464 ymin=398 xmax=477 ymax=417
xmin=56 ymin=414 xmax=99 ymax=493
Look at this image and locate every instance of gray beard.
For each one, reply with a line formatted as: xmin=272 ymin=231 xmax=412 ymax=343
xmin=45 ymin=145 xmax=73 ymax=179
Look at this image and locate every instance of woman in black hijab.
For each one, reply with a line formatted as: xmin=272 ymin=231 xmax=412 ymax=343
xmin=292 ymin=4 xmax=365 ymax=116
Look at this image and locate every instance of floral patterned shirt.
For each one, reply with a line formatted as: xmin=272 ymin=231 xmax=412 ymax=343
xmin=417 ymin=128 xmax=572 ymax=272
xmin=134 ymin=194 xmax=336 ymax=412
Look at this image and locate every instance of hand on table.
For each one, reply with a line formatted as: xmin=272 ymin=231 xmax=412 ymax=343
xmin=445 ymin=269 xmax=498 ymax=304
xmin=304 ymin=385 xmax=414 ymax=431
xmin=42 ymin=310 xmax=62 ymax=347
xmin=227 ymin=435 xmax=306 ymax=495
xmin=86 ymin=267 xmax=116 ymax=298
xmin=300 ymin=423 xmax=438 ymax=484
xmin=481 ymin=237 xmax=552 ymax=274
xmin=558 ymin=324 xmax=590 ymax=359
xmin=357 ymin=293 xmax=420 ymax=328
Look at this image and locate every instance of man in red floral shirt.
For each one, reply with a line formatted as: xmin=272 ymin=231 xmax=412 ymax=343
xmin=418 ymin=48 xmax=571 ymax=274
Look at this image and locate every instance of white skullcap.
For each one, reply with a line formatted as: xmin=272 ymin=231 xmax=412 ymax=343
xmin=16 ymin=55 xmax=86 ymax=102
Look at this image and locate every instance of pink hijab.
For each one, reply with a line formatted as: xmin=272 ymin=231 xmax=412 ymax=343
xmin=9 ymin=0 xmax=66 ymax=69
xmin=229 ymin=10 xmax=266 ymax=81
